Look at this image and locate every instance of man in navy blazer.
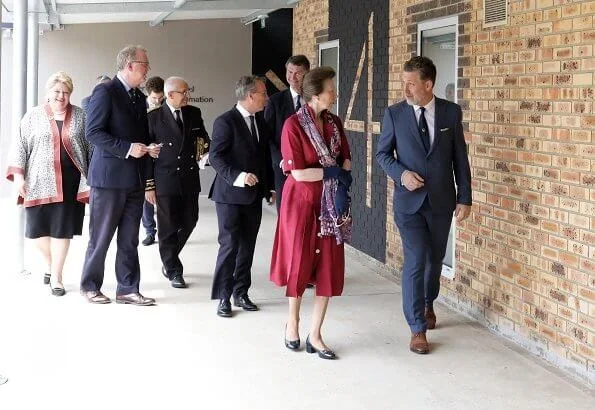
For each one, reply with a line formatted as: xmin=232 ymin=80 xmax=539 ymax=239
xmin=264 ymin=55 xmax=310 ymax=211
xmin=376 ymin=56 xmax=472 ymax=354
xmin=80 ymin=45 xmax=159 ymax=306
xmin=209 ymin=75 xmax=275 ymax=317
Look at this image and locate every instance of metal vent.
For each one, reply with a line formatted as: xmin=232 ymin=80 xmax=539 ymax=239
xmin=484 ymin=0 xmax=507 ymax=28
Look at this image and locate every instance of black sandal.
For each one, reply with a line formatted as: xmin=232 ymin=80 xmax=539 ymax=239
xmin=50 ymin=282 xmax=66 ymax=297
xmin=43 ymin=273 xmax=51 ymax=285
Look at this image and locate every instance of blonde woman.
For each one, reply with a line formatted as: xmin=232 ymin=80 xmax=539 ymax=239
xmin=6 ymin=71 xmax=91 ymax=296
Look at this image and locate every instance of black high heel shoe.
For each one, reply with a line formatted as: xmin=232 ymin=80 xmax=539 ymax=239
xmin=49 ymin=280 xmax=66 ymax=297
xmin=43 ymin=273 xmax=51 ymax=285
xmin=306 ymin=335 xmax=336 ymax=360
xmin=284 ymin=324 xmax=300 ymax=350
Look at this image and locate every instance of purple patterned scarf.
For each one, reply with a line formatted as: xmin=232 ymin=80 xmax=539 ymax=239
xmin=297 ymin=106 xmax=352 ymax=244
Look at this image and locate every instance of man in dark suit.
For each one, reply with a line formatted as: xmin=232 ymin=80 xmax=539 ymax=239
xmin=141 ymin=75 xmax=165 ymax=247
xmin=145 ymin=76 xmax=210 ymax=289
xmin=81 ymin=45 xmax=160 ymax=306
xmin=264 ymin=55 xmax=310 ymax=212
xmin=81 ymin=74 xmax=110 ymax=112
xmin=209 ymin=75 xmax=274 ymax=317
xmin=376 ymin=56 xmax=472 ymax=354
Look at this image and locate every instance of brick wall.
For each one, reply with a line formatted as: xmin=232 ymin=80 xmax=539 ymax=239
xmin=455 ymin=0 xmax=594 ymax=377
xmin=292 ymin=0 xmax=329 ymax=66
xmin=293 ymin=0 xmax=594 ymax=383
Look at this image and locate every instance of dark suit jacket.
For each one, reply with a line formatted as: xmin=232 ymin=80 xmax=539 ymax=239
xmin=208 ymin=106 xmax=274 ymax=205
xmin=146 ymin=104 xmax=210 ymax=196
xmin=376 ymin=97 xmax=472 ymax=215
xmin=264 ymin=88 xmax=296 ymax=167
xmin=81 ymin=95 xmax=91 ymax=112
xmin=86 ymin=77 xmax=150 ymax=189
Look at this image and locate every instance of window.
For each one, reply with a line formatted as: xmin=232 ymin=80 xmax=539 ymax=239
xmin=318 ymin=39 xmax=339 ymax=115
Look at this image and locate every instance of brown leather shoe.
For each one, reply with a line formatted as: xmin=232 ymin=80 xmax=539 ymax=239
xmin=425 ymin=307 xmax=436 ymax=330
xmin=115 ymin=292 xmax=155 ymax=306
xmin=82 ymin=290 xmax=111 ymax=304
xmin=410 ymin=332 xmax=429 ymax=354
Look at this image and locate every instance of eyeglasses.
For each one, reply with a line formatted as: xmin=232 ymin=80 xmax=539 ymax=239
xmin=131 ymin=60 xmax=151 ymax=69
xmin=172 ymin=90 xmax=191 ymax=96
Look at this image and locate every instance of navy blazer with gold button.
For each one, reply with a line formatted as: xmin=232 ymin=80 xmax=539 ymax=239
xmin=86 ymin=78 xmax=150 ymax=189
xmin=146 ymin=103 xmax=210 ymax=196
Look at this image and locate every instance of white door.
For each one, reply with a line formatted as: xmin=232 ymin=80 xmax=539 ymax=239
xmin=417 ymin=16 xmax=459 ymax=279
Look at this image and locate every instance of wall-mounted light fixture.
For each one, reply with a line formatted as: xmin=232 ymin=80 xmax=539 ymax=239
xmin=241 ymin=11 xmax=269 ymax=29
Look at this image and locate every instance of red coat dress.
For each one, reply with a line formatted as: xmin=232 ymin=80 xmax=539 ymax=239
xmin=270 ymin=107 xmax=351 ymax=297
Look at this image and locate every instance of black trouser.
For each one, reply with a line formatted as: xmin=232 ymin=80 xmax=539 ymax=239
xmin=211 ymin=200 xmax=262 ymax=300
xmin=156 ymin=193 xmax=199 ymax=278
xmin=81 ymin=187 xmax=144 ymax=295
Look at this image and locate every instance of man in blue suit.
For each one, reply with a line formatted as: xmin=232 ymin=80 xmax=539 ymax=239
xmin=209 ymin=75 xmax=274 ymax=317
xmin=81 ymin=45 xmax=160 ymax=306
xmin=376 ymin=56 xmax=471 ymax=354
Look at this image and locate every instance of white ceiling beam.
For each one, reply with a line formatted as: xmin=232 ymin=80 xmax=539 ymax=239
xmin=42 ymin=0 xmax=60 ymax=26
xmin=149 ymin=0 xmax=188 ymax=27
xmin=57 ymin=0 xmax=297 ymax=14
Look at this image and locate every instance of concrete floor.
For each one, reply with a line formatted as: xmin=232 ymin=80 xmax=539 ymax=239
xmin=0 ymin=198 xmax=593 ymax=409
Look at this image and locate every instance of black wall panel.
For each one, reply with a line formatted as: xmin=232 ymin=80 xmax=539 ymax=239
xmin=329 ymin=1 xmax=390 ymax=262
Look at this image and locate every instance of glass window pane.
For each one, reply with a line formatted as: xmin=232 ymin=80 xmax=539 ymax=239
xmin=320 ymin=46 xmax=339 ymax=115
xmin=421 ymin=27 xmax=456 ymax=102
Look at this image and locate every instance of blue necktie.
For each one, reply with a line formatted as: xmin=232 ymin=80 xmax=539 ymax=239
xmin=418 ymin=106 xmax=430 ymax=153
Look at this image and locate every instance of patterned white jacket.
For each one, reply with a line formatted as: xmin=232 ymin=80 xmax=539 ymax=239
xmin=6 ymin=104 xmax=91 ymax=207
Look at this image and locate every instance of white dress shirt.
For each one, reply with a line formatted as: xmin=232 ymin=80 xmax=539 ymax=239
xmin=116 ymin=72 xmax=133 ymax=93
xmin=412 ymin=96 xmax=436 ymax=147
xmin=233 ymin=103 xmax=258 ymax=187
xmin=166 ymin=101 xmax=184 ymax=124
xmin=401 ymin=96 xmax=436 ymax=185
xmin=235 ymin=102 xmax=259 ymax=141
xmin=289 ymin=87 xmax=303 ymax=110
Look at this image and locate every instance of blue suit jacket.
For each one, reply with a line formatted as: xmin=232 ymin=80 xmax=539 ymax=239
xmin=85 ymin=77 xmax=149 ymax=189
xmin=208 ymin=106 xmax=274 ymax=205
xmin=264 ymin=88 xmax=295 ymax=167
xmin=376 ymin=97 xmax=472 ymax=215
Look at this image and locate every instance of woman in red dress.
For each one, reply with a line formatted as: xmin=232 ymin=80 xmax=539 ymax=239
xmin=270 ymin=67 xmax=352 ymax=360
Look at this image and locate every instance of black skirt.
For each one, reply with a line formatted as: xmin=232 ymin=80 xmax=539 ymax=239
xmin=25 ymin=121 xmax=85 ymax=239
